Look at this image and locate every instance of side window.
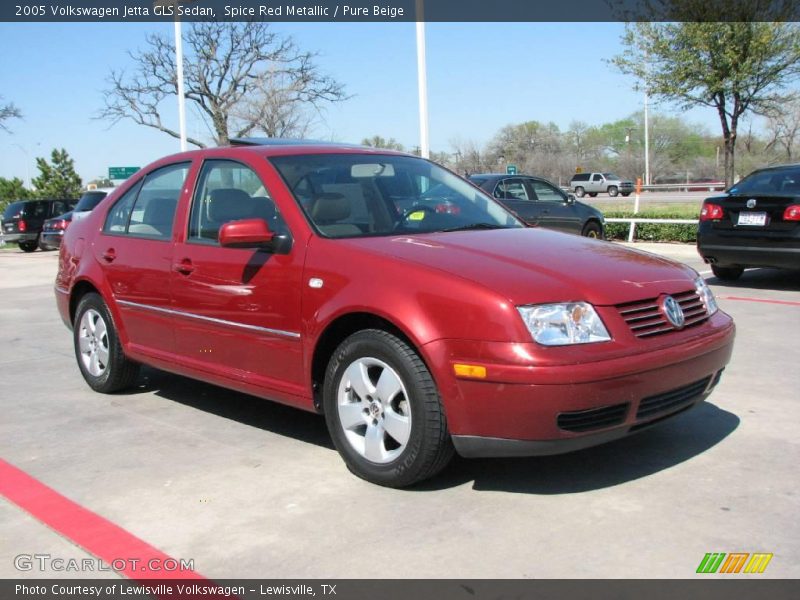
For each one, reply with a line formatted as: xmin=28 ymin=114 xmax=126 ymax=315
xmin=592 ymin=174 xmax=603 ymax=182
xmin=104 ymin=181 xmax=143 ymax=233
xmin=103 ymin=163 xmax=188 ymax=239
xmin=189 ymin=160 xmax=288 ymax=245
xmin=528 ymin=180 xmax=566 ymax=203
xmin=497 ymin=179 xmax=528 ymax=201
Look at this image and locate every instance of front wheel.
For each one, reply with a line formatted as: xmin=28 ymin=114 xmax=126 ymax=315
xmin=74 ymin=293 xmax=140 ymax=393
xmin=581 ymin=221 xmax=603 ymax=239
xmin=323 ymin=329 xmax=454 ymax=487
xmin=607 ymin=185 xmax=619 ymax=197
xmin=711 ymin=265 xmax=744 ymax=281
xmin=573 ymin=186 xmax=585 ymax=198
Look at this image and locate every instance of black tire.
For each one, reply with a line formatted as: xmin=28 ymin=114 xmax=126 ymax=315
xmin=19 ymin=240 xmax=38 ymax=252
xmin=581 ymin=221 xmax=603 ymax=239
xmin=574 ymin=186 xmax=585 ymax=198
xmin=621 ymin=192 xmax=631 ymax=197
xmin=607 ymin=185 xmax=619 ymax=197
xmin=73 ymin=293 xmax=139 ymax=393
xmin=323 ymin=329 xmax=454 ymax=488
xmin=711 ymin=265 xmax=744 ymax=281
xmin=588 ymin=192 xmax=598 ymax=197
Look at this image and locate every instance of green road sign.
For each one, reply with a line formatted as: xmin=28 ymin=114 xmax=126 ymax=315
xmin=108 ymin=167 xmax=140 ymax=180
xmin=506 ymin=164 xmax=517 ymax=175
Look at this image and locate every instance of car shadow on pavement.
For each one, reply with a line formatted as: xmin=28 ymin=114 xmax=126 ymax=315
xmin=418 ymin=402 xmax=740 ymax=494
xmin=709 ymin=268 xmax=800 ymax=291
xmin=133 ymin=366 xmax=335 ymax=450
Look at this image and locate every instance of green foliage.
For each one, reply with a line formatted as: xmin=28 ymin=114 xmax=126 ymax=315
xmin=612 ymin=19 xmax=800 ymax=185
xmin=0 ymin=177 xmax=31 ymax=213
xmin=603 ymin=210 xmax=700 ymax=243
xmin=361 ymin=135 xmax=405 ymax=151
xmin=31 ymin=149 xmax=82 ymax=199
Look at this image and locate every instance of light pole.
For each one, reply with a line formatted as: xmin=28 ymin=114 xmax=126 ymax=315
xmin=415 ymin=0 xmax=430 ymax=159
xmin=155 ymin=0 xmax=190 ymax=151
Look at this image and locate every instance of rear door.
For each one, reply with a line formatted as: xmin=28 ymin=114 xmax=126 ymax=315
xmin=94 ymin=162 xmax=191 ymax=358
xmin=170 ymin=158 xmax=306 ymax=402
xmin=493 ymin=177 xmax=546 ymax=225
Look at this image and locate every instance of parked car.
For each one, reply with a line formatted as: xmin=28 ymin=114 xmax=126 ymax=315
xmin=469 ymin=173 xmax=605 ymax=238
xmin=2 ymin=199 xmax=74 ymax=252
xmin=697 ymin=163 xmax=800 ymax=280
xmin=71 ymin=189 xmax=112 ymax=224
xmin=56 ymin=141 xmax=735 ymax=487
xmin=570 ymin=172 xmax=634 ymax=197
xmin=39 ymin=211 xmax=74 ymax=251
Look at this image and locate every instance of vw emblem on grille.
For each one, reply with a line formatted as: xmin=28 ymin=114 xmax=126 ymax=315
xmin=746 ymin=198 xmax=757 ymax=208
xmin=660 ymin=295 xmax=685 ymax=329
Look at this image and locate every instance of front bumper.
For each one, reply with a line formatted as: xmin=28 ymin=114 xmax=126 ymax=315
xmin=424 ymin=312 xmax=735 ymax=457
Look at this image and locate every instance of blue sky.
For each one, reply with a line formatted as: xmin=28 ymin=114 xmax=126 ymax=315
xmin=0 ymin=21 xmax=755 ymax=185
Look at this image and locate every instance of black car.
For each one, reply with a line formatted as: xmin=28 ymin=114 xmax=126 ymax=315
xmin=469 ymin=174 xmax=605 ymax=237
xmin=697 ymin=164 xmax=800 ymax=280
xmin=2 ymin=199 xmax=74 ymax=252
xmin=39 ymin=211 xmax=74 ymax=251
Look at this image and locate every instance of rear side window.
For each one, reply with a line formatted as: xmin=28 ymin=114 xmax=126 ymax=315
xmin=571 ymin=173 xmax=589 ymax=182
xmin=104 ymin=163 xmax=189 ymax=239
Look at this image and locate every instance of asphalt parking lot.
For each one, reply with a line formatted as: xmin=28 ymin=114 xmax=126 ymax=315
xmin=1 ymin=243 xmax=798 ymax=580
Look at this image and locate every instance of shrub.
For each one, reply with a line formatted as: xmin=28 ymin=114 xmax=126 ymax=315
xmin=603 ymin=210 xmax=700 ymax=243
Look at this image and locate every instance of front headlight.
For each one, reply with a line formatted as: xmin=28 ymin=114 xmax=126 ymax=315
xmin=517 ymin=302 xmax=611 ymax=346
xmin=695 ymin=277 xmax=718 ymax=315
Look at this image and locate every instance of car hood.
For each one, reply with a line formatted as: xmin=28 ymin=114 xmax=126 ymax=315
xmin=344 ymin=228 xmax=697 ymax=306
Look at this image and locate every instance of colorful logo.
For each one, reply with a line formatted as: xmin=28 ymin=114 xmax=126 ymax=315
xmin=697 ymin=552 xmax=773 ymax=574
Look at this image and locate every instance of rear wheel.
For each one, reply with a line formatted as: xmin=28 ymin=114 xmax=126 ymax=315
xmin=711 ymin=265 xmax=744 ymax=281
xmin=323 ymin=329 xmax=454 ymax=487
xmin=19 ymin=240 xmax=38 ymax=252
xmin=74 ymin=293 xmax=139 ymax=393
xmin=574 ymin=186 xmax=585 ymax=198
xmin=607 ymin=185 xmax=619 ymax=197
xmin=581 ymin=221 xmax=603 ymax=239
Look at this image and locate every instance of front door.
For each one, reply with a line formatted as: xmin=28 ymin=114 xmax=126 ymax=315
xmin=524 ymin=178 xmax=583 ymax=233
xmin=170 ymin=158 xmax=306 ymax=402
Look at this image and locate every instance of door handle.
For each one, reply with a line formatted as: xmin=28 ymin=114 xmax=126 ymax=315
xmin=174 ymin=258 xmax=195 ymax=275
xmin=102 ymin=249 xmax=116 ymax=263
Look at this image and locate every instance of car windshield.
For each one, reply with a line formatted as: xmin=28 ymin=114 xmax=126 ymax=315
xmin=728 ymin=167 xmax=800 ymax=196
xmin=74 ymin=191 xmax=107 ymax=212
xmin=3 ymin=201 xmax=26 ymax=220
xmin=270 ymin=154 xmax=523 ymax=238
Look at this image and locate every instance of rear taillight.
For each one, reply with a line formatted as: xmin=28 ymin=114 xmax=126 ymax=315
xmin=700 ymin=203 xmax=724 ymax=221
xmin=18 ymin=219 xmax=26 ymax=232
xmin=54 ymin=219 xmax=69 ymax=230
xmin=783 ymin=205 xmax=800 ymax=221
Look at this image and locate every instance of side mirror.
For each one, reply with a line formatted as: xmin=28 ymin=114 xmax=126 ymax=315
xmin=566 ymin=193 xmax=576 ymax=204
xmin=219 ymin=219 xmax=291 ymax=253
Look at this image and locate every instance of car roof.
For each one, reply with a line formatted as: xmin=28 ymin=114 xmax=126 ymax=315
xmin=469 ymin=173 xmax=549 ymax=180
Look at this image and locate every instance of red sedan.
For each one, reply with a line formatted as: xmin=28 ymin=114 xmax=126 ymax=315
xmin=55 ymin=141 xmax=735 ymax=487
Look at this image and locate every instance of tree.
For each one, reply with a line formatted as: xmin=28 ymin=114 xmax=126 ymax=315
xmin=0 ymin=97 xmax=22 ymax=133
xmin=100 ymin=22 xmax=347 ymax=147
xmin=0 ymin=177 xmax=31 ymax=213
xmin=765 ymin=94 xmax=800 ymax=159
xmin=361 ymin=135 xmax=405 ymax=151
xmin=31 ymin=149 xmax=82 ymax=199
xmin=613 ymin=17 xmax=800 ymax=185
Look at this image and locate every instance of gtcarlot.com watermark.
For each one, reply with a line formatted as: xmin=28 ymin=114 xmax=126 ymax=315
xmin=14 ymin=553 xmax=194 ymax=573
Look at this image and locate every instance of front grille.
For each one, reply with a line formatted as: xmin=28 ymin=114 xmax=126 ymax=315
xmin=557 ymin=403 xmax=629 ymax=432
xmin=636 ymin=376 xmax=712 ymax=420
xmin=616 ymin=290 xmax=709 ymax=338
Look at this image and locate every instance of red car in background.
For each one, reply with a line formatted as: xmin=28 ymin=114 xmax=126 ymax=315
xmin=55 ymin=141 xmax=735 ymax=487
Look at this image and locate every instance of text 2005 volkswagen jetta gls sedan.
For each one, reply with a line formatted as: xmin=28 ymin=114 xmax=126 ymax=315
xmin=55 ymin=141 xmax=735 ymax=487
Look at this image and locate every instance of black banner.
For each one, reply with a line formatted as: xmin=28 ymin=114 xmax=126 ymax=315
xmin=2 ymin=0 xmax=799 ymax=23
xmin=3 ymin=580 xmax=800 ymax=600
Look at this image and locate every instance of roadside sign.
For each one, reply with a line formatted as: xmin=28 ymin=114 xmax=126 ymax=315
xmin=108 ymin=167 xmax=140 ymax=180
xmin=575 ymin=167 xmax=583 ymax=174
xmin=506 ymin=164 xmax=517 ymax=175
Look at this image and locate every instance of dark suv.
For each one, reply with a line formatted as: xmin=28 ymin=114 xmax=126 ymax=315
xmin=2 ymin=199 xmax=74 ymax=252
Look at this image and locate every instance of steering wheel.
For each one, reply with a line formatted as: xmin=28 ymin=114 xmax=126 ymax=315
xmin=394 ymin=204 xmax=438 ymax=230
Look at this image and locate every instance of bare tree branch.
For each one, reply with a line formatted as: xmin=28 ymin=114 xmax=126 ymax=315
xmin=0 ymin=98 xmax=23 ymax=133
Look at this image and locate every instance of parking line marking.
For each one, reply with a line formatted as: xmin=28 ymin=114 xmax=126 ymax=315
xmin=717 ymin=296 xmax=800 ymax=307
xmin=0 ymin=458 xmax=207 ymax=584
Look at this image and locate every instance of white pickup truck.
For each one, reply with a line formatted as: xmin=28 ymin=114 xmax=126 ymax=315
xmin=570 ymin=172 xmax=634 ymax=197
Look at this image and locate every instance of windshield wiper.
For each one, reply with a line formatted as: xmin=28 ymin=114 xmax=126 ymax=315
xmin=440 ymin=223 xmax=507 ymax=233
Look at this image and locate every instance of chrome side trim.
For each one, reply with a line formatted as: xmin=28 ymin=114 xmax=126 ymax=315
xmin=116 ymin=299 xmax=301 ymax=340
xmin=55 ymin=286 xmax=69 ymax=295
